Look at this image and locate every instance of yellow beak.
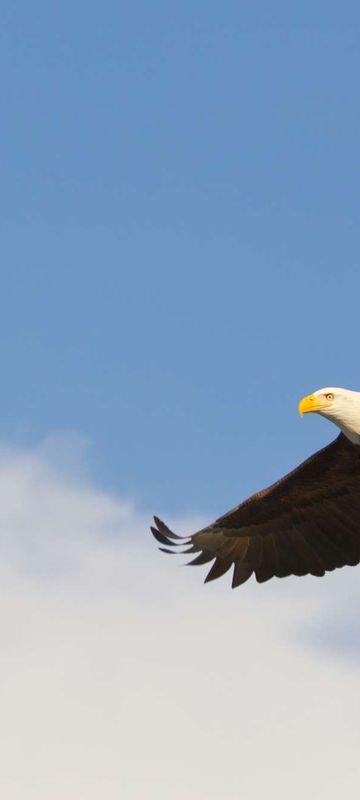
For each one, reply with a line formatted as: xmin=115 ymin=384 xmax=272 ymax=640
xmin=298 ymin=394 xmax=325 ymax=416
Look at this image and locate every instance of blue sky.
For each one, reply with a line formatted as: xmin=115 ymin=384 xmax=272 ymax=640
xmin=1 ymin=1 xmax=360 ymax=519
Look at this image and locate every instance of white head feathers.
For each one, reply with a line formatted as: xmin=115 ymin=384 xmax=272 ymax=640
xmin=299 ymin=387 xmax=360 ymax=444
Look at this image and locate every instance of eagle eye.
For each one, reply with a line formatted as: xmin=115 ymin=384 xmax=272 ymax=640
xmin=325 ymin=393 xmax=334 ymax=401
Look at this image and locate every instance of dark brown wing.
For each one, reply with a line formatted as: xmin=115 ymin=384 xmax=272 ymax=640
xmin=151 ymin=433 xmax=360 ymax=588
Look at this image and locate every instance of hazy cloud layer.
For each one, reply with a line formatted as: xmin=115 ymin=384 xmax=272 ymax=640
xmin=0 ymin=437 xmax=359 ymax=799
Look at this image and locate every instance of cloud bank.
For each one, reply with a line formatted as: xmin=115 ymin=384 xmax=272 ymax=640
xmin=0 ymin=436 xmax=359 ymax=799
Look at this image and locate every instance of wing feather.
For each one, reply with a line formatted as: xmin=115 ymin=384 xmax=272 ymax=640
xmin=151 ymin=433 xmax=360 ymax=587
xmin=205 ymin=557 xmax=233 ymax=583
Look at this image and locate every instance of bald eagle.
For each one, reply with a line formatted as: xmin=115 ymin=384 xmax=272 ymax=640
xmin=150 ymin=388 xmax=360 ymax=587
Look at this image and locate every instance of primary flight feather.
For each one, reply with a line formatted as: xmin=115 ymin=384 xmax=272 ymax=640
xmin=150 ymin=387 xmax=360 ymax=587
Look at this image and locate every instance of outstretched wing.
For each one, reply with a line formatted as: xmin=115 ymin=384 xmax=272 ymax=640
xmin=151 ymin=433 xmax=360 ymax=588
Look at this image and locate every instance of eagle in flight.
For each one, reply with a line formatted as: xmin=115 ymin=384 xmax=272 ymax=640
xmin=150 ymin=388 xmax=360 ymax=587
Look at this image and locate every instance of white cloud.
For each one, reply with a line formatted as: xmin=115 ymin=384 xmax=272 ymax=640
xmin=0 ymin=435 xmax=358 ymax=799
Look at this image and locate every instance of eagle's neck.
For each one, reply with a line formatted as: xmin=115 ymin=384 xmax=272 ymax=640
xmin=337 ymin=424 xmax=360 ymax=445
xmin=324 ymin=404 xmax=360 ymax=445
